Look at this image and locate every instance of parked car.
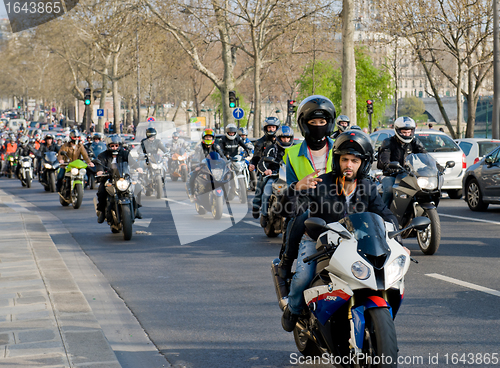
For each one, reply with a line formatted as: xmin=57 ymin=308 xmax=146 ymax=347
xmin=454 ymin=138 xmax=500 ymax=168
xmin=462 ymin=145 xmax=500 ymax=211
xmin=370 ymin=129 xmax=466 ymax=199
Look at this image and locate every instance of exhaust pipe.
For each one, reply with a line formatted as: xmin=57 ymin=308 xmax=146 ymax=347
xmin=271 ymin=258 xmax=289 ymax=311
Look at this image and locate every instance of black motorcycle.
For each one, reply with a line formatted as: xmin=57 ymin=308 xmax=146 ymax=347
xmin=18 ymin=154 xmax=34 ymax=188
xmin=191 ymin=152 xmax=232 ymax=220
xmin=261 ymin=157 xmax=287 ymax=238
xmin=386 ymin=152 xmax=454 ymax=255
xmin=93 ymin=159 xmax=137 ymax=241
xmin=39 ymin=151 xmax=59 ymax=192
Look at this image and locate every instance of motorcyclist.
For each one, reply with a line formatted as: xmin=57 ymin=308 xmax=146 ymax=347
xmin=14 ymin=135 xmax=37 ymax=179
xmin=238 ymin=127 xmax=254 ymax=152
xmin=331 ymin=115 xmax=350 ymax=139
xmin=280 ymin=130 xmax=399 ymax=332
xmin=140 ymin=127 xmax=168 ymax=166
xmin=95 ymin=134 xmax=143 ymax=223
xmin=56 ymin=129 xmax=94 ymax=192
xmin=377 ymin=116 xmax=427 ymax=207
xmin=218 ymin=123 xmax=251 ymax=159
xmin=251 ymin=117 xmax=280 ymax=218
xmin=257 ymin=125 xmax=294 ymax=227
xmin=187 ymin=128 xmax=225 ymax=200
xmin=90 ymin=133 xmax=107 ymax=157
xmin=37 ymin=134 xmax=60 ymax=175
xmin=167 ymin=131 xmax=190 ymax=167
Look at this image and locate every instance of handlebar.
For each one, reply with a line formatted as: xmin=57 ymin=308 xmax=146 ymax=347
xmin=303 ymin=244 xmax=336 ymax=264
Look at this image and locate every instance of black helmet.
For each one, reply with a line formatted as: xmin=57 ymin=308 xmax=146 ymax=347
xmin=332 ymin=131 xmax=374 ymax=179
xmin=349 ymin=125 xmax=362 ymax=131
xmin=276 ymin=126 xmax=294 ymax=149
xmin=69 ymin=129 xmax=81 ymax=142
xmin=225 ymin=123 xmax=238 ymax=140
xmin=44 ymin=134 xmax=54 ymax=140
xmin=107 ymin=134 xmax=122 ymax=150
xmin=238 ymin=127 xmax=248 ymax=136
xmin=336 ymin=115 xmax=350 ymax=132
xmin=172 ymin=131 xmax=179 ymax=141
xmin=146 ymin=127 xmax=157 ymax=138
xmin=93 ymin=133 xmax=102 ymax=140
xmin=297 ymin=95 xmax=336 ymax=141
xmin=262 ymin=117 xmax=280 ymax=137
xmin=394 ymin=116 xmax=416 ymax=144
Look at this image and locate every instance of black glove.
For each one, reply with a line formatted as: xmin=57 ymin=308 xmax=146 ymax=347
xmin=277 ymin=256 xmax=294 ymax=280
xmin=436 ymin=163 xmax=445 ymax=174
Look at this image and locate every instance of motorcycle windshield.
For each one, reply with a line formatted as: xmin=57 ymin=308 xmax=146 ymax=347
xmin=405 ymin=153 xmax=438 ymax=177
xmin=203 ymin=156 xmax=228 ymax=181
xmin=110 ymin=160 xmax=130 ymax=179
xmin=338 ymin=213 xmax=391 ymax=266
xmin=44 ymin=151 xmax=57 ymax=163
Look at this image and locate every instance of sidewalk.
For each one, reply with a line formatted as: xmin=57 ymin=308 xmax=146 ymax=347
xmin=0 ymin=202 xmax=121 ymax=367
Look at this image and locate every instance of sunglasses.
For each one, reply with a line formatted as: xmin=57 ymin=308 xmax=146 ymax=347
xmin=109 ymin=144 xmax=119 ymax=148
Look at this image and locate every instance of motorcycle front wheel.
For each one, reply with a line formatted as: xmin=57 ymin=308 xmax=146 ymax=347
xmin=181 ymin=165 xmax=188 ymax=182
xmin=121 ymin=204 xmax=133 ymax=241
xmin=72 ymin=183 xmax=84 ymax=209
xmin=155 ymin=176 xmax=163 ymax=199
xmin=26 ymin=172 xmax=32 ymax=188
xmin=357 ymin=308 xmax=397 ymax=368
xmin=238 ymin=177 xmax=247 ymax=204
xmin=417 ymin=208 xmax=441 ymax=255
xmin=211 ymin=193 xmax=223 ymax=220
xmin=49 ymin=172 xmax=56 ymax=192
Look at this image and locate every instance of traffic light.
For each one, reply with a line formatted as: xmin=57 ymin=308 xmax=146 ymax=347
xmin=228 ymin=91 xmax=237 ymax=108
xmin=366 ymin=99 xmax=373 ymax=115
xmin=18 ymin=99 xmax=22 ymax=109
xmin=84 ymin=88 xmax=91 ymax=106
xmin=287 ymin=99 xmax=296 ymax=114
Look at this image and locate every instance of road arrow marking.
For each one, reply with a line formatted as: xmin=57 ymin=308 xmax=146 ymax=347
xmin=135 ymin=218 xmax=152 ymax=228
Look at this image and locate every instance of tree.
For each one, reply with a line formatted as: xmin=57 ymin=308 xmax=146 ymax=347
xmin=341 ymin=0 xmax=356 ymax=125
xmin=398 ymin=96 xmax=426 ymax=118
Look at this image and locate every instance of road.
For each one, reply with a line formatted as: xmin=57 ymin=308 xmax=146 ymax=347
xmin=2 ymin=177 xmax=500 ymax=368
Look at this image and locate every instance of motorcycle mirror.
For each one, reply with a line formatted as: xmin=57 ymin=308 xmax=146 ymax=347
xmin=410 ymin=216 xmax=431 ymax=231
xmin=388 ymin=161 xmax=401 ymax=170
xmin=304 ymin=217 xmax=351 ymax=240
xmin=445 ymin=161 xmax=455 ymax=169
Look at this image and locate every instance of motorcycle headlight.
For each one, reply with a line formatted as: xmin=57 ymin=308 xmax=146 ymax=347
xmin=351 ymin=261 xmax=371 ymax=280
xmin=79 ymin=169 xmax=86 ymax=176
xmin=116 ymin=178 xmax=131 ymax=191
xmin=386 ymin=255 xmax=406 ymax=286
xmin=151 ymin=163 xmax=158 ymax=169
xmin=417 ymin=176 xmax=438 ymax=190
xmin=71 ymin=168 xmax=79 ymax=176
xmin=22 ymin=161 xmax=31 ymax=167
xmin=44 ymin=163 xmax=53 ymax=169
xmin=211 ymin=168 xmax=224 ymax=181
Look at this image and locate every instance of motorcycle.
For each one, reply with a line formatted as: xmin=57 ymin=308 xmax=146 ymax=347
xmin=18 ymin=154 xmax=34 ymax=188
xmin=93 ymin=158 xmax=136 ymax=241
xmin=39 ymin=151 xmax=60 ymax=192
xmin=261 ymin=157 xmax=287 ymax=238
xmin=386 ymin=153 xmax=453 ymax=255
xmin=228 ymin=154 xmax=248 ymax=204
xmin=168 ymin=148 xmax=189 ymax=182
xmin=59 ymin=159 xmax=87 ymax=209
xmin=5 ymin=154 xmax=17 ymax=178
xmin=192 ymin=152 xmax=232 ymax=220
xmin=140 ymin=153 xmax=165 ymax=199
xmin=272 ymin=213 xmax=430 ymax=367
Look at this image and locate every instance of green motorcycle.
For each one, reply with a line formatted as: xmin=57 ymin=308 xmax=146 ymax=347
xmin=59 ymin=159 xmax=87 ymax=209
xmin=5 ymin=154 xmax=18 ymax=178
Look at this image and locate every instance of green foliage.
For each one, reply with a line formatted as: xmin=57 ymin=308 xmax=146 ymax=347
xmin=398 ymin=96 xmax=426 ymax=119
xmin=297 ymin=47 xmax=395 ymax=129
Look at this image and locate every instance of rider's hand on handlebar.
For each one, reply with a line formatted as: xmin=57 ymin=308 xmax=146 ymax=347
xmin=295 ymin=169 xmax=322 ymax=190
xmin=264 ymin=169 xmax=273 ymax=176
xmin=97 ymin=171 xmax=104 ymax=176
xmin=59 ymin=160 xmax=64 ymax=164
xmin=88 ymin=162 xmax=95 ymax=167
xmin=249 ymin=164 xmax=255 ymax=171
xmin=136 ymin=167 xmax=144 ymax=174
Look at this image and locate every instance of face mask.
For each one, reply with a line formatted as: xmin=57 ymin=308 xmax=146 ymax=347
xmin=306 ymin=124 xmax=329 ymax=150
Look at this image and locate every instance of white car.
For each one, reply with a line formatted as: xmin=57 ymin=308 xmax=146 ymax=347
xmin=371 ymin=129 xmax=466 ymax=199
xmin=454 ymin=138 xmax=500 ymax=168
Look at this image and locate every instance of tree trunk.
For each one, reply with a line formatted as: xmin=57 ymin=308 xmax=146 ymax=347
xmin=98 ymin=72 xmax=108 ymax=134
xmin=111 ymin=53 xmax=121 ymax=133
xmin=253 ymin=55 xmax=262 ymax=138
xmin=456 ymin=61 xmax=463 ymax=138
xmin=341 ymin=0 xmax=357 ymax=126
xmin=466 ymin=61 xmax=477 ymax=138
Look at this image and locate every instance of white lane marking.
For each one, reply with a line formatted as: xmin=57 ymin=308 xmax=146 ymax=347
xmin=165 ymin=197 xmax=237 ymax=219
xmin=439 ymin=213 xmax=500 ymax=225
xmin=134 ymin=218 xmax=153 ymax=228
xmin=426 ymin=273 xmax=500 ymax=297
xmin=243 ymin=220 xmax=261 ymax=227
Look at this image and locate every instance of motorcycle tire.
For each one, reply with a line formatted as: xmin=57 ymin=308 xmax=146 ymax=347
xmin=72 ymin=183 xmax=84 ymax=209
xmin=121 ymin=205 xmax=133 ymax=241
xmin=264 ymin=220 xmax=280 ymax=238
xmin=195 ymin=202 xmax=206 ymax=215
xmin=417 ymin=208 xmax=441 ymax=255
xmin=359 ymin=308 xmax=398 ymax=368
xmin=212 ymin=193 xmax=223 ymax=220
xmin=89 ymin=174 xmax=96 ymax=190
xmin=145 ymin=188 xmax=152 ymax=197
xmin=293 ymin=322 xmax=323 ymax=358
xmin=155 ymin=176 xmax=163 ymax=199
xmin=26 ymin=173 xmax=31 ymax=188
xmin=60 ymin=192 xmax=70 ymax=207
xmin=49 ymin=172 xmax=56 ymax=193
xmin=171 ymin=174 xmax=179 ymax=182
xmin=181 ymin=166 xmax=188 ymax=182
xmin=238 ymin=177 xmax=247 ymax=204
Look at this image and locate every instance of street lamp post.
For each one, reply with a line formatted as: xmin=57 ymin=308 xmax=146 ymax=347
xmin=136 ymin=30 xmax=141 ymax=126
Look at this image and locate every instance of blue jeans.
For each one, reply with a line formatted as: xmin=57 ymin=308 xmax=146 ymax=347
xmin=56 ymin=167 xmax=65 ymax=192
xmin=287 ymin=235 xmax=317 ymax=315
xmin=252 ymin=176 xmax=269 ymax=209
xmin=381 ymin=176 xmax=396 ymax=208
xmin=260 ymin=178 xmax=275 ymax=217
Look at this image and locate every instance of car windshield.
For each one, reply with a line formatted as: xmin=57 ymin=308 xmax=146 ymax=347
xmin=478 ymin=142 xmax=500 ymax=157
xmin=415 ymin=133 xmax=459 ymax=153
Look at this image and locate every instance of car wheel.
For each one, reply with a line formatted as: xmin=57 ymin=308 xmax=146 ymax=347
xmin=466 ymin=179 xmax=489 ymax=211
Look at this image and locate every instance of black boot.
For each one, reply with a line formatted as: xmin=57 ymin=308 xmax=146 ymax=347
xmin=260 ymin=215 xmax=269 ymax=228
xmin=252 ymin=206 xmax=260 ymax=219
xmin=96 ymin=210 xmax=105 ymax=223
xmin=281 ymin=305 xmax=299 ymax=332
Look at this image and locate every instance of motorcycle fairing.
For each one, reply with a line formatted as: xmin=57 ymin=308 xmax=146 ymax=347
xmin=351 ymin=299 xmax=393 ymax=350
xmin=214 ymin=187 xmax=224 ymax=197
xmin=66 ymin=159 xmax=87 ymax=171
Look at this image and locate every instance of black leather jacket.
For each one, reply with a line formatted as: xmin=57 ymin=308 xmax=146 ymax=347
xmin=191 ymin=142 xmax=225 ymax=165
xmin=219 ymin=135 xmax=251 ymax=158
xmin=96 ymin=148 xmax=139 ymax=173
xmin=251 ymin=135 xmax=275 ymax=166
xmin=257 ymin=144 xmax=285 ymax=175
xmin=377 ymin=135 xmax=427 ymax=176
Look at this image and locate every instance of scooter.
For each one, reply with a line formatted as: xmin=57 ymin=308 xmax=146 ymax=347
xmin=39 ymin=151 xmax=59 ymax=192
xmin=192 ymin=152 xmax=232 ymax=220
xmin=386 ymin=153 xmax=453 ymax=255
xmin=272 ymin=213 xmax=430 ymax=366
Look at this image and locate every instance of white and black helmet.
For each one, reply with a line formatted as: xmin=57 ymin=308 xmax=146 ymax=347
xmin=225 ymin=123 xmax=238 ymax=140
xmin=394 ymin=116 xmax=416 ymax=144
